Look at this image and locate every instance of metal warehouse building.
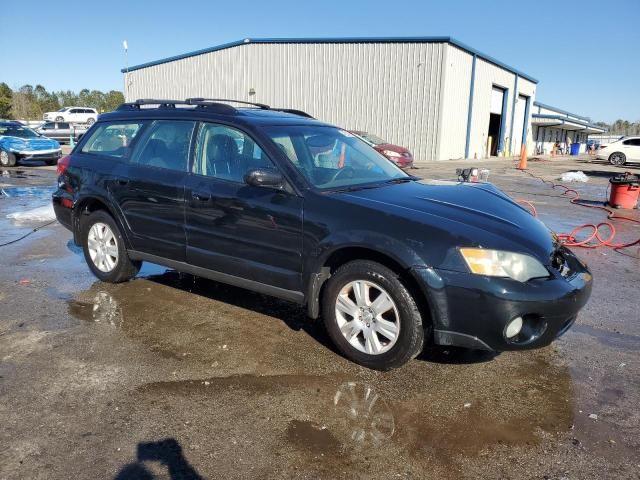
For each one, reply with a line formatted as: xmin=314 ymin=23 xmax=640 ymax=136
xmin=123 ymin=37 xmax=548 ymax=162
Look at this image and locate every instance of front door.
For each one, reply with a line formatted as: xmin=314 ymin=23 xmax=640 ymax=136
xmin=184 ymin=122 xmax=304 ymax=292
xmin=116 ymin=119 xmax=196 ymax=261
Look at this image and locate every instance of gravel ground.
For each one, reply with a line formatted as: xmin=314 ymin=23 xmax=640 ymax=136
xmin=0 ymin=156 xmax=638 ymax=479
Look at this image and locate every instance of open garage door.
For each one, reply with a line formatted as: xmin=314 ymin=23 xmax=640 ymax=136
xmin=487 ymin=87 xmax=505 ymax=157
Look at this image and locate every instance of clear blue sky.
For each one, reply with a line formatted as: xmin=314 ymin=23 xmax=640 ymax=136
xmin=1 ymin=0 xmax=638 ymax=123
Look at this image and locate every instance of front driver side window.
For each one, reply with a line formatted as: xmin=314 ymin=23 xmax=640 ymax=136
xmin=193 ymin=123 xmax=274 ymax=182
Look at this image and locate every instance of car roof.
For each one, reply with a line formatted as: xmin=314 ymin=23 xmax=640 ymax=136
xmin=0 ymin=121 xmax=24 ymax=127
xmin=98 ymin=105 xmax=333 ymax=128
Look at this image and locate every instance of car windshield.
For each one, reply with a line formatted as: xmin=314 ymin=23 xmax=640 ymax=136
xmin=359 ymin=133 xmax=386 ymax=145
xmin=0 ymin=125 xmax=40 ymax=138
xmin=57 ymin=107 xmax=69 ymax=112
xmin=265 ymin=125 xmax=408 ymax=190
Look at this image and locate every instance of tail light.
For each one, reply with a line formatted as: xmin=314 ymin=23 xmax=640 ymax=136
xmin=57 ymin=155 xmax=71 ymax=176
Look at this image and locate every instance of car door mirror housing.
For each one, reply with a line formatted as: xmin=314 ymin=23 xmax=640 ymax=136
xmin=244 ymin=168 xmax=284 ymax=189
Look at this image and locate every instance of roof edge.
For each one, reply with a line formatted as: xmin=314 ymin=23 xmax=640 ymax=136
xmin=533 ymin=101 xmax=591 ymax=122
xmin=121 ymin=36 xmax=538 ymax=83
xmin=532 ymin=113 xmax=607 ymax=132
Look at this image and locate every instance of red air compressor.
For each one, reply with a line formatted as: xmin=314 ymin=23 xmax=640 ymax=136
xmin=608 ymin=173 xmax=640 ymax=209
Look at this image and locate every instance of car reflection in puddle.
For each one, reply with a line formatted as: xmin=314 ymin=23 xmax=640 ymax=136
xmin=333 ymin=382 xmax=395 ymax=445
xmin=67 ymin=291 xmax=122 ymax=328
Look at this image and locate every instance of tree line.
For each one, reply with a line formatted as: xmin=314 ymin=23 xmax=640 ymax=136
xmin=0 ymin=83 xmax=124 ymax=120
xmin=592 ymin=119 xmax=640 ymax=136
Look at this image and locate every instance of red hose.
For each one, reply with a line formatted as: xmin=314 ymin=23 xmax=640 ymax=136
xmin=516 ymin=171 xmax=640 ymax=251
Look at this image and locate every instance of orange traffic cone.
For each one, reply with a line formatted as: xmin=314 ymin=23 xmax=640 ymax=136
xmin=518 ymin=143 xmax=527 ymax=170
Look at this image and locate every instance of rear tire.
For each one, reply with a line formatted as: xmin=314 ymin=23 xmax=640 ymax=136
xmin=322 ymin=260 xmax=424 ymax=370
xmin=81 ymin=210 xmax=141 ymax=283
xmin=86 ymin=118 xmax=95 ymax=125
xmin=609 ymin=152 xmax=626 ymax=166
xmin=0 ymin=150 xmax=16 ymax=167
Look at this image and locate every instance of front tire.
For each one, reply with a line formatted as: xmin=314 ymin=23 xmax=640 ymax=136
xmin=322 ymin=260 xmax=424 ymax=370
xmin=55 ymin=116 xmax=64 ymax=122
xmin=81 ymin=210 xmax=141 ymax=283
xmin=609 ymin=152 xmax=626 ymax=166
xmin=0 ymin=150 xmax=16 ymax=167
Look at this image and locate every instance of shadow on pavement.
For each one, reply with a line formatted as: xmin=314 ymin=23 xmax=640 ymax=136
xmin=114 ymin=438 xmax=203 ymax=480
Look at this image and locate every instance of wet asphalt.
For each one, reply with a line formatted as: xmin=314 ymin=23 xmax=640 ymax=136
xmin=0 ymin=156 xmax=639 ymax=479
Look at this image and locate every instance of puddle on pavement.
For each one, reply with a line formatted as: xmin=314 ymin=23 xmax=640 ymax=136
xmin=1 ymin=169 xmax=38 ymax=179
xmin=132 ymin=357 xmax=577 ymax=471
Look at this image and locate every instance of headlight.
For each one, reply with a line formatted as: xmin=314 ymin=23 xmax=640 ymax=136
xmin=382 ymin=150 xmax=401 ymax=157
xmin=459 ymin=248 xmax=550 ymax=282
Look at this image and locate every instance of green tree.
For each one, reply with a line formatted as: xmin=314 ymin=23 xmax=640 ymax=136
xmin=0 ymin=82 xmax=12 ymax=118
xmin=102 ymin=90 xmax=125 ymax=112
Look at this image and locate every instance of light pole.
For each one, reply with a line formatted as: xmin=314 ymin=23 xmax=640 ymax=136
xmin=123 ymin=40 xmax=129 ymax=100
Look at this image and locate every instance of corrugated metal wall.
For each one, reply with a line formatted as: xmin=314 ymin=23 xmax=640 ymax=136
xmin=437 ymin=44 xmax=473 ymax=160
xmin=126 ymin=42 xmax=446 ymax=162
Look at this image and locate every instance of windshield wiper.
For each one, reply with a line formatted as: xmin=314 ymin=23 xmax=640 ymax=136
xmin=330 ymin=177 xmax=415 ymax=193
xmin=384 ymin=177 xmax=415 ymax=184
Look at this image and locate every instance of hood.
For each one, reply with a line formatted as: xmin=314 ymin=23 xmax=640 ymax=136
xmin=0 ymin=135 xmax=60 ymax=151
xmin=374 ymin=143 xmax=411 ymax=154
xmin=336 ymin=179 xmax=556 ymax=262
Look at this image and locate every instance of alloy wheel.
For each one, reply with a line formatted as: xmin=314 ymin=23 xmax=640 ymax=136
xmin=610 ymin=153 xmax=626 ymax=165
xmin=335 ymin=280 xmax=400 ymax=355
xmin=0 ymin=150 xmax=8 ymax=166
xmin=87 ymin=222 xmax=119 ymax=272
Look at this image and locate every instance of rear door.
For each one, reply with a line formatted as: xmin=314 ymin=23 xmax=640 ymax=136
xmin=184 ymin=122 xmax=304 ymax=292
xmin=114 ymin=119 xmax=196 ymax=261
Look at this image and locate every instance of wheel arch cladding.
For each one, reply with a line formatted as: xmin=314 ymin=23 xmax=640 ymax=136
xmin=74 ymin=196 xmax=132 ymax=248
xmin=309 ymin=246 xmax=433 ymax=334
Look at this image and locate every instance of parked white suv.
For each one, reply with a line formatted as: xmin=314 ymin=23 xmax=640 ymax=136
xmin=43 ymin=107 xmax=98 ymax=125
xmin=597 ymin=136 xmax=640 ymax=165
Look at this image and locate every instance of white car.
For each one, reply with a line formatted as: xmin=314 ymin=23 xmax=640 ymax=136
xmin=43 ymin=107 xmax=98 ymax=125
xmin=596 ymin=136 xmax=640 ymax=165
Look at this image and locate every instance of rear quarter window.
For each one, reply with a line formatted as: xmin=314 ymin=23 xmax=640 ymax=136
xmin=81 ymin=122 xmax=144 ymax=158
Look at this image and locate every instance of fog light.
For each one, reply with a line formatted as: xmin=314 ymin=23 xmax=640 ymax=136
xmin=505 ymin=316 xmax=523 ymax=339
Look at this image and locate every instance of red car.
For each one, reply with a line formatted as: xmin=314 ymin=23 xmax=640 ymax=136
xmin=350 ymin=130 xmax=414 ymax=169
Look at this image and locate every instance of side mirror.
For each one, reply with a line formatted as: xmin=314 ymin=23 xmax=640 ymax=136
xmin=244 ymin=168 xmax=284 ymax=189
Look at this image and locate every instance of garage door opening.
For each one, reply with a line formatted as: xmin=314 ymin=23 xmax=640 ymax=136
xmin=488 ymin=87 xmax=505 ymax=157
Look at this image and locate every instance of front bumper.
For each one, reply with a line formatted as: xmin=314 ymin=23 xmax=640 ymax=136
xmin=13 ymin=149 xmax=62 ymax=162
xmin=412 ymin=247 xmax=592 ymax=351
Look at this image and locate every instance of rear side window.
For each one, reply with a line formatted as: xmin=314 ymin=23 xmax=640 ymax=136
xmin=130 ymin=120 xmax=196 ymax=172
xmin=59 ymin=123 xmax=70 ymax=129
xmin=81 ymin=122 xmax=144 ymax=158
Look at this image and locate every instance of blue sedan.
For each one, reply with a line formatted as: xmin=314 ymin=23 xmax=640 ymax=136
xmin=0 ymin=121 xmax=62 ymax=167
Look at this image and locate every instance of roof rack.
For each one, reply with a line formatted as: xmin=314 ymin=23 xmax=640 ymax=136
xmin=116 ymin=99 xmax=189 ymax=111
xmin=114 ymin=98 xmax=313 ymax=118
xmin=186 ymin=98 xmax=270 ymax=109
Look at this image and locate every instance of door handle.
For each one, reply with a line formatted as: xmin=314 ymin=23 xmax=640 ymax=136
xmin=192 ymin=192 xmax=211 ymax=201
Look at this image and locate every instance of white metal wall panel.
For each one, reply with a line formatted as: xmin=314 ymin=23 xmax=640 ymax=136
xmin=437 ymin=44 xmax=472 ymax=160
xmin=466 ymin=57 xmax=536 ymax=158
xmin=511 ymin=95 xmax=527 ymax=154
xmin=126 ymin=42 xmax=445 ymax=162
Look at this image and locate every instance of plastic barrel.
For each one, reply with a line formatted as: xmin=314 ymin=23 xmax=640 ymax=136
xmin=570 ymin=143 xmax=581 ymax=156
